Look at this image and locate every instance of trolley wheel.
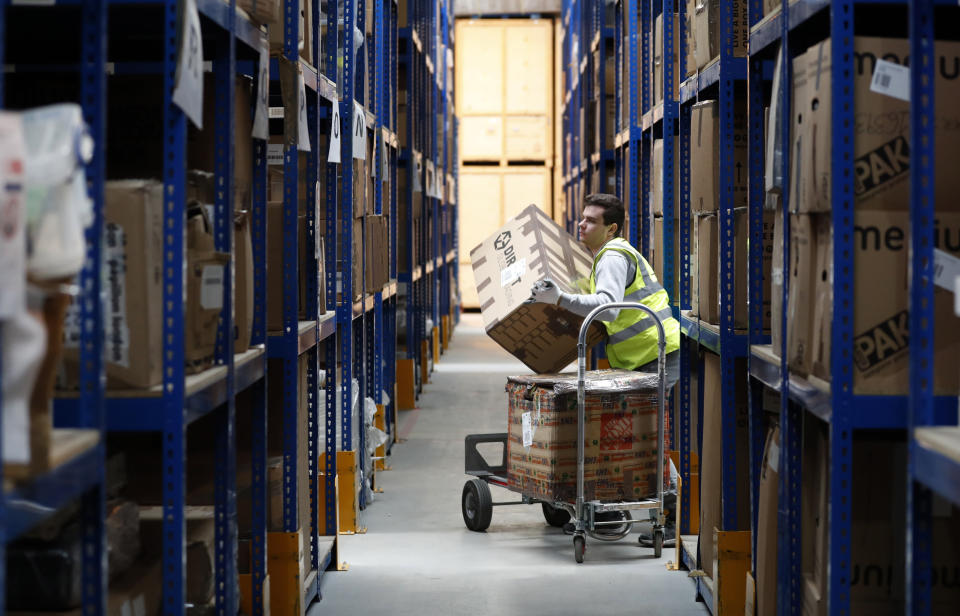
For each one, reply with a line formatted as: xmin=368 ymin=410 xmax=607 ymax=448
xmin=541 ymin=503 xmax=571 ymax=528
xmin=653 ymin=529 xmax=663 ymax=558
xmin=573 ymin=534 xmax=586 ymax=564
xmin=461 ymin=478 xmax=493 ymax=532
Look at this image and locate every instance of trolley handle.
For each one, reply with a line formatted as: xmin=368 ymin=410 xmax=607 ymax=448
xmin=573 ymin=302 xmax=668 ymax=532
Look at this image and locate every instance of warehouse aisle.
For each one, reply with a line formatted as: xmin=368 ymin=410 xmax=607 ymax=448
xmin=314 ymin=314 xmax=706 ymax=616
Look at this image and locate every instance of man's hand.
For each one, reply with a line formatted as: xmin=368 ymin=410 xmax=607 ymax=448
xmin=530 ymin=279 xmax=562 ymax=305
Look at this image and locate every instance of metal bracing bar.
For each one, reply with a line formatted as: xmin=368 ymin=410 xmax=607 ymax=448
xmin=660 ymin=0 xmax=676 ymax=300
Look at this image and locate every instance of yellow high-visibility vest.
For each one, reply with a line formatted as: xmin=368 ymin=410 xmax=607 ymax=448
xmin=589 ymin=238 xmax=680 ymax=369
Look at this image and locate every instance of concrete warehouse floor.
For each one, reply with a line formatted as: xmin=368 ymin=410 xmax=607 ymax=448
xmin=314 ymin=313 xmax=707 ymax=616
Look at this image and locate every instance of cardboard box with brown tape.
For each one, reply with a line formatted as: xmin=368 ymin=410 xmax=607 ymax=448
xmin=470 ymin=204 xmax=605 ymax=374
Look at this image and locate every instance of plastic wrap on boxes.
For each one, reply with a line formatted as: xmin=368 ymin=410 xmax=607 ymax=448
xmin=505 ymin=369 xmax=670 ymax=504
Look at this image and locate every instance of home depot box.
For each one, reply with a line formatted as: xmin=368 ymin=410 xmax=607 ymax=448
xmin=470 ymin=204 xmax=606 ymax=374
xmin=691 ymin=0 xmax=748 ymax=72
xmin=505 ymin=370 xmax=669 ymax=503
xmin=690 ymin=100 xmax=749 ymax=214
xmin=652 ymin=13 xmax=680 ymax=105
xmin=791 ymin=37 xmax=960 ymax=213
xmin=813 ymin=211 xmax=960 ymax=394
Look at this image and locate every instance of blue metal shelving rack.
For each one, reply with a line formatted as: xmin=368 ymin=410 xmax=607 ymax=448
xmin=907 ymin=0 xmax=960 ymax=615
xmin=744 ymin=1 xmax=960 ymax=615
xmin=0 ymin=9 xmax=107 ymax=616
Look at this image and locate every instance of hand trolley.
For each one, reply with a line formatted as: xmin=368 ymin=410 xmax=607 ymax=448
xmin=460 ymin=302 xmax=668 ymax=563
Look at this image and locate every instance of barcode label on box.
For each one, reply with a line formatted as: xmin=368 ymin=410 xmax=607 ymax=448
xmin=500 ymin=258 xmax=527 ymax=287
xmin=104 ymin=222 xmax=131 ymax=368
xmin=522 ymin=411 xmax=533 ymax=448
xmin=870 ymin=59 xmax=910 ymax=102
xmin=200 ymin=265 xmax=225 ymax=309
xmin=267 ymin=143 xmax=284 ymax=166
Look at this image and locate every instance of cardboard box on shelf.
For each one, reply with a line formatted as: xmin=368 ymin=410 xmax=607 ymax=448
xmin=652 ymin=216 xmax=680 ymax=298
xmin=185 ymin=208 xmax=230 ymax=374
xmin=683 ymin=0 xmax=698 ymax=78
xmin=82 ymin=180 xmax=164 ymax=389
xmin=140 ymin=506 xmax=218 ymax=606
xmin=699 ymin=354 xmax=750 ymax=580
xmin=814 ymin=211 xmax=960 ymax=394
xmin=690 ymin=99 xmax=748 ymax=214
xmin=786 ymin=214 xmax=818 ymax=377
xmin=756 ymin=425 xmax=780 ymax=616
xmin=469 ymin=204 xmax=606 ymax=374
xmin=238 ymin=0 xmax=279 ymax=25
xmin=793 ymin=37 xmax=960 ymax=213
xmin=692 ymin=0 xmax=748 ymax=72
xmin=770 ymin=205 xmax=784 ymax=353
xmin=693 ymin=211 xmax=749 ymax=328
xmin=803 ymin=433 xmax=960 ymax=615
xmin=651 ymin=138 xmax=679 ymax=217
xmin=266 ymin=202 xmax=310 ymax=332
xmin=809 ymin=215 xmax=832 ymax=380
xmin=653 ymin=13 xmax=680 ymax=105
xmin=506 ymin=370 xmax=670 ymax=503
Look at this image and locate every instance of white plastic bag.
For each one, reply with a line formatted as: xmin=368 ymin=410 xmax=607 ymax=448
xmin=21 ymin=104 xmax=93 ymax=280
xmin=2 ymin=307 xmax=47 ymax=464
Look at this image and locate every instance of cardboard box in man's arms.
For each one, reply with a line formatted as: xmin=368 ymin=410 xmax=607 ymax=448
xmin=470 ymin=204 xmax=606 ymax=374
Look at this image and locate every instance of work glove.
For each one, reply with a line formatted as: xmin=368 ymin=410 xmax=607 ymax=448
xmin=530 ymin=278 xmax=562 ymax=305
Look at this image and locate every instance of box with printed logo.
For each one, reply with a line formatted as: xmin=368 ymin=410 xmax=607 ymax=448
xmin=470 ymin=204 xmax=605 ymax=374
xmin=790 ymin=37 xmax=960 ymax=213
xmin=505 ymin=370 xmax=670 ymax=503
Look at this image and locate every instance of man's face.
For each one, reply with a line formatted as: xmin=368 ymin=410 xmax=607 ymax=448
xmin=578 ymin=205 xmax=617 ymax=252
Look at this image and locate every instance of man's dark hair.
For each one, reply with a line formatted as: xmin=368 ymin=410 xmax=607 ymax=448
xmin=583 ymin=193 xmax=624 ymax=237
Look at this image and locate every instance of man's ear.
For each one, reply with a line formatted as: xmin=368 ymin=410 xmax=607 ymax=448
xmin=609 ymin=222 xmax=619 ymax=238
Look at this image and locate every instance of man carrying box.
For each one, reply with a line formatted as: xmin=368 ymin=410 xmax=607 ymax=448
xmin=530 ymin=193 xmax=681 ymax=388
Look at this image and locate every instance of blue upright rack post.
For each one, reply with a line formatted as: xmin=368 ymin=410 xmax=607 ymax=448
xmin=160 ymin=2 xmax=189 ymax=611
xmin=212 ymin=14 xmax=239 ymax=613
xmin=639 ymin=0 xmax=650 ymax=257
xmin=323 ymin=0 xmax=341 ymax=560
xmin=907 ymin=0 xmax=937 ymax=614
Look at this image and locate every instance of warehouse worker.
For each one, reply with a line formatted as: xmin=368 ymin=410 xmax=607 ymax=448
xmin=529 ymin=193 xmax=681 ymax=389
xmin=531 ymin=193 xmax=681 ymax=545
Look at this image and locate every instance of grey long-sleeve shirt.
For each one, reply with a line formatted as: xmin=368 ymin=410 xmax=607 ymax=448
xmin=557 ymin=248 xmax=636 ymax=321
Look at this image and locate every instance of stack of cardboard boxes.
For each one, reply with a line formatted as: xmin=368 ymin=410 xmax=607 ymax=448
xmin=779 ymin=37 xmax=960 ymax=394
xmin=685 ymin=98 xmax=774 ymax=330
xmin=752 ymin=35 xmax=960 ymax=616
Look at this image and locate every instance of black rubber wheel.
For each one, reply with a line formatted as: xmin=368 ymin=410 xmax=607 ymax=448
xmin=653 ymin=529 xmax=663 ymax=558
xmin=541 ymin=503 xmax=572 ymax=527
xmin=461 ymin=478 xmax=493 ymax=532
xmin=573 ymin=534 xmax=586 ymax=563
